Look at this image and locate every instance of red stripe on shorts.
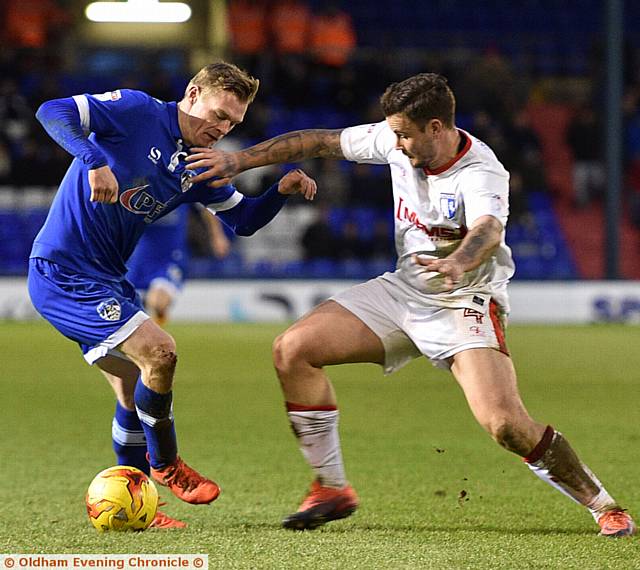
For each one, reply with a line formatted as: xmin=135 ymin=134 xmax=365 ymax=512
xmin=489 ymin=300 xmax=510 ymax=356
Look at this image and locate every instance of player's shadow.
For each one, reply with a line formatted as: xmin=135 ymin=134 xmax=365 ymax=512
xmin=225 ymin=521 xmax=591 ymax=537
xmin=347 ymin=522 xmax=591 ymax=537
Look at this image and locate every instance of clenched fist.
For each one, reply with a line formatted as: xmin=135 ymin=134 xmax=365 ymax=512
xmin=88 ymin=165 xmax=119 ymax=203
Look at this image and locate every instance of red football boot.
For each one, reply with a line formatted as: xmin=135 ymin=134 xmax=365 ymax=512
xmin=150 ymin=456 xmax=220 ymax=505
xmin=598 ymin=508 xmax=636 ymax=537
xmin=282 ymin=480 xmax=358 ymax=530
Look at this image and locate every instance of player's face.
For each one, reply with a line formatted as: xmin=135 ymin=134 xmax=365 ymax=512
xmin=386 ymin=113 xmax=437 ymax=169
xmin=180 ymin=87 xmax=249 ymax=147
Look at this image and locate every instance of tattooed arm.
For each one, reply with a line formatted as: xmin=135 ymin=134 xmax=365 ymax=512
xmin=186 ymin=129 xmax=344 ymax=186
xmin=414 ymin=215 xmax=503 ymax=290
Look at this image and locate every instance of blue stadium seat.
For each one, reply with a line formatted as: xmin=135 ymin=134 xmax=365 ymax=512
xmin=352 ymin=207 xmax=378 ymax=240
xmin=328 ymin=207 xmax=348 ymax=235
xmin=306 ymin=259 xmax=338 ymax=278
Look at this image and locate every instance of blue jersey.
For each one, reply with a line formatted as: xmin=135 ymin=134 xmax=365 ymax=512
xmin=30 ymin=88 xmax=289 ymax=362
xmin=31 ymin=89 xmax=241 ymax=280
xmin=126 ymin=206 xmax=189 ymax=292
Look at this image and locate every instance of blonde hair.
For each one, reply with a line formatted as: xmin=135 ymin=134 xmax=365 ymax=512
xmin=186 ymin=62 xmax=259 ymax=103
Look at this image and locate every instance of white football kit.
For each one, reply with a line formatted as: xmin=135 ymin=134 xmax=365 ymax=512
xmin=332 ymin=121 xmax=515 ymax=372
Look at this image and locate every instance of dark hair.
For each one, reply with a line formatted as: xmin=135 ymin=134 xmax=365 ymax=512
xmin=380 ymin=73 xmax=455 ymax=128
xmin=187 ymin=61 xmax=259 ymax=103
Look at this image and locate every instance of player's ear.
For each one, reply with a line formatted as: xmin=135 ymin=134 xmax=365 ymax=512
xmin=428 ymin=119 xmax=442 ymax=135
xmin=188 ymin=85 xmax=200 ymax=104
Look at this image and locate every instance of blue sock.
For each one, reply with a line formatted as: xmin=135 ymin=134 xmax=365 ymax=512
xmin=134 ymin=378 xmax=177 ymax=469
xmin=112 ymin=401 xmax=149 ymax=474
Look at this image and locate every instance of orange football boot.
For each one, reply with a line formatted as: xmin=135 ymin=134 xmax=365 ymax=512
xmin=150 ymin=507 xmax=187 ymax=529
xmin=282 ymin=480 xmax=358 ymax=530
xmin=598 ymin=508 xmax=636 ymax=537
xmin=150 ymin=456 xmax=220 ymax=505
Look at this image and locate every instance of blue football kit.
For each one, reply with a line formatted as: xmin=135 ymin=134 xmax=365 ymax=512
xmin=29 ymin=89 xmax=288 ymax=364
xmin=27 ymin=87 xmax=292 ymax=475
xmin=126 ymin=206 xmax=190 ymax=297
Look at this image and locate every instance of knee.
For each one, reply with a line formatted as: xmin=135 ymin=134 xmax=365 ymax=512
xmin=143 ymin=336 xmax=178 ymax=380
xmin=272 ymin=330 xmax=307 ymax=377
xmin=487 ymin=418 xmax=532 ymax=456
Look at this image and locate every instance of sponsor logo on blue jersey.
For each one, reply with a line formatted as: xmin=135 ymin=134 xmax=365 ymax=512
xmin=148 ymin=146 xmax=162 ymax=164
xmin=119 ymin=181 xmax=196 ymax=224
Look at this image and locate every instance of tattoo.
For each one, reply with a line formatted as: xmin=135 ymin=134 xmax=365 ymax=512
xmin=241 ymin=129 xmax=344 ymax=168
xmin=450 ymin=216 xmax=502 ymax=270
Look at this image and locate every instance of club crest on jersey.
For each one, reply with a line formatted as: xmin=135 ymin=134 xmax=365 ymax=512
xmin=168 ymin=139 xmax=187 ymax=173
xmin=440 ymin=193 xmax=457 ymax=219
xmin=97 ymin=298 xmax=121 ymax=321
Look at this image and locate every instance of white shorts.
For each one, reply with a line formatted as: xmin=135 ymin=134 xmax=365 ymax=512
xmin=331 ymin=273 xmax=509 ymax=374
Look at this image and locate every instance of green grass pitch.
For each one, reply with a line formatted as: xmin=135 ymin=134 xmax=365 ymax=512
xmin=0 ymin=321 xmax=638 ymax=568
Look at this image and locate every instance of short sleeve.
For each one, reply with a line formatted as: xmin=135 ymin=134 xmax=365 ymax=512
xmin=461 ymin=167 xmax=510 ymax=227
xmin=340 ymin=121 xmax=396 ymax=164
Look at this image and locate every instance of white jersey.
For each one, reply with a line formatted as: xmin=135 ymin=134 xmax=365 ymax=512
xmin=340 ymin=121 xmax=515 ymax=311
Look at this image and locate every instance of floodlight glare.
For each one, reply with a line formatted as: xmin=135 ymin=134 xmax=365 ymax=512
xmin=85 ymin=0 xmax=192 ymax=23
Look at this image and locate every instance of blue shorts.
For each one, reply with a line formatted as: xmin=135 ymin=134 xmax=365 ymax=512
xmin=127 ymin=260 xmax=185 ymax=299
xmin=28 ymin=257 xmax=150 ymax=365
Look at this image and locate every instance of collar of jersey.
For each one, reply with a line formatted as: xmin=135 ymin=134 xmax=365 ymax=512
xmin=423 ymin=129 xmax=472 ymax=176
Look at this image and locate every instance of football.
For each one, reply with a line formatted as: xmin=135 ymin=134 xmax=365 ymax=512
xmin=86 ymin=466 xmax=158 ymax=532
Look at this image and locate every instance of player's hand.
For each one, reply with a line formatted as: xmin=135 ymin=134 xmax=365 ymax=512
xmin=413 ymin=254 xmax=464 ymax=291
xmin=277 ymin=169 xmax=317 ymax=200
xmin=186 ymin=147 xmax=240 ymax=187
xmin=88 ymin=165 xmax=119 ymax=203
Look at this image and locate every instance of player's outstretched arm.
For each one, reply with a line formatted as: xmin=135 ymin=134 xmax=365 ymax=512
xmin=414 ymin=215 xmax=503 ymax=290
xmin=187 ymin=129 xmax=344 ymax=187
xmin=214 ymin=169 xmax=317 ymax=236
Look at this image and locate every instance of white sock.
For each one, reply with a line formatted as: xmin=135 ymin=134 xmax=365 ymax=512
xmin=287 ymin=408 xmax=346 ymax=488
xmin=525 ymin=426 xmax=617 ymax=521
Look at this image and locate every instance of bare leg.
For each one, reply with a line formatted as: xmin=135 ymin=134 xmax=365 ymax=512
xmin=97 ymin=354 xmax=140 ymax=410
xmin=145 ymin=285 xmax=174 ymax=326
xmin=273 ymin=301 xmax=384 ymax=489
xmin=273 ymin=301 xmax=385 ymax=406
xmin=114 ymin=319 xmax=177 ymax=467
xmin=119 ymin=318 xmax=177 ymax=394
xmin=451 ymin=348 xmax=617 ymax=517
xmin=97 ymin=354 xmax=148 ymax=472
xmin=114 ymin=318 xmax=218 ymax=503
xmin=451 ymin=348 xmax=545 ymax=455
xmin=274 ymin=301 xmax=384 ymax=528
